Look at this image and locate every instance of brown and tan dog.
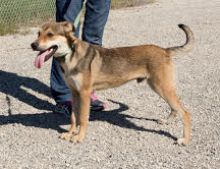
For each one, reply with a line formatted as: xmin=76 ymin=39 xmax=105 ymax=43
xmin=31 ymin=22 xmax=194 ymax=145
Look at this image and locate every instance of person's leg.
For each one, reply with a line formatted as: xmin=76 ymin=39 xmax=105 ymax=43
xmin=51 ymin=0 xmax=84 ymax=116
xmin=82 ymin=0 xmax=111 ymax=110
xmin=55 ymin=0 xmax=71 ymax=22
xmin=51 ymin=0 xmax=84 ymax=107
xmin=82 ymin=0 xmax=111 ymax=45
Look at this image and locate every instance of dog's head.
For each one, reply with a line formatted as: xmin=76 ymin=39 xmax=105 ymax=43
xmin=31 ymin=21 xmax=77 ymax=68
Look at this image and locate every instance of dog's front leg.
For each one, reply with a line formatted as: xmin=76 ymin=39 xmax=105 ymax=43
xmin=60 ymin=92 xmax=80 ymax=141
xmin=70 ymin=89 xmax=91 ymax=143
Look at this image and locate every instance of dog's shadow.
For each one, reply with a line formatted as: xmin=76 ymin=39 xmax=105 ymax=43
xmin=0 ymin=103 xmax=177 ymax=141
xmin=0 ymin=70 xmax=177 ymax=141
xmin=91 ymin=100 xmax=177 ymax=141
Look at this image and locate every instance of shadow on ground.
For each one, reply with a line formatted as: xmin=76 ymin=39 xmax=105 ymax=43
xmin=0 ymin=70 xmax=54 ymax=111
xmin=91 ymin=100 xmax=177 ymax=141
xmin=0 ymin=100 xmax=177 ymax=141
xmin=0 ymin=70 xmax=177 ymax=141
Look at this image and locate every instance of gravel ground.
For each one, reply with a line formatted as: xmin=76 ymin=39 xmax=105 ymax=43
xmin=0 ymin=0 xmax=220 ymax=168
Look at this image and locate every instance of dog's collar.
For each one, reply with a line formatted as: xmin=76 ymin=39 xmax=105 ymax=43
xmin=59 ymin=54 xmax=66 ymax=59
xmin=55 ymin=53 xmax=67 ymax=62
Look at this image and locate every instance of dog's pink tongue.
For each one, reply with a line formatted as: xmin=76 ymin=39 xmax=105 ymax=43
xmin=34 ymin=50 xmax=50 ymax=69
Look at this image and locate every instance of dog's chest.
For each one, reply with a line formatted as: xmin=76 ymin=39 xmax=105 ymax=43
xmin=65 ymin=73 xmax=82 ymax=92
xmin=61 ymin=63 xmax=83 ymax=92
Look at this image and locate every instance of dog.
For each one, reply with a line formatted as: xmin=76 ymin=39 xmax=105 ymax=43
xmin=31 ymin=21 xmax=194 ymax=145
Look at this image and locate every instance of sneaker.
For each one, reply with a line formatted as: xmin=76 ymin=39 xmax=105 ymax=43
xmin=90 ymin=92 xmax=106 ymax=111
xmin=54 ymin=92 xmax=106 ymax=116
xmin=90 ymin=99 xmax=106 ymax=112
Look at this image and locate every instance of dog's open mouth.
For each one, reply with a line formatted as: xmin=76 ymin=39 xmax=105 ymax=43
xmin=34 ymin=45 xmax=58 ymax=69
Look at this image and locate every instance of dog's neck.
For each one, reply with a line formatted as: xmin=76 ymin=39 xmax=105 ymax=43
xmin=57 ymin=41 xmax=98 ymax=77
xmin=56 ymin=45 xmax=79 ymax=74
xmin=55 ymin=43 xmax=76 ymax=63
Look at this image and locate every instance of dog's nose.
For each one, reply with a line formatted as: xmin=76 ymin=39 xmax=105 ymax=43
xmin=31 ymin=42 xmax=38 ymax=50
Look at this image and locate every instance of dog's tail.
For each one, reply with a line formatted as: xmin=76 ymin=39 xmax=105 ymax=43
xmin=167 ymin=24 xmax=194 ymax=56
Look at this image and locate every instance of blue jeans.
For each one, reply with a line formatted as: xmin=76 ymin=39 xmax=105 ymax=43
xmin=51 ymin=0 xmax=111 ymax=103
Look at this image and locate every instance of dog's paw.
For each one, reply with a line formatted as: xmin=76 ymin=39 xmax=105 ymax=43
xmin=177 ymin=138 xmax=188 ymax=146
xmin=70 ymin=134 xmax=84 ymax=143
xmin=59 ymin=132 xmax=73 ymax=141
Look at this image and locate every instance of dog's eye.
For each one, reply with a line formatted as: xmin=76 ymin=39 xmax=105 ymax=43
xmin=38 ymin=31 xmax=41 ymax=37
xmin=47 ymin=32 xmax=54 ymax=37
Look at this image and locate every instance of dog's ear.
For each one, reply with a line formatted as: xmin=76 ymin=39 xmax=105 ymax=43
xmin=62 ymin=21 xmax=75 ymax=34
xmin=61 ymin=22 xmax=78 ymax=45
xmin=61 ymin=22 xmax=78 ymax=44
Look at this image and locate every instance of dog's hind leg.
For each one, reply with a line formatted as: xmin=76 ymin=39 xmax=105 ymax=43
xmin=148 ymin=66 xmax=191 ymax=145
